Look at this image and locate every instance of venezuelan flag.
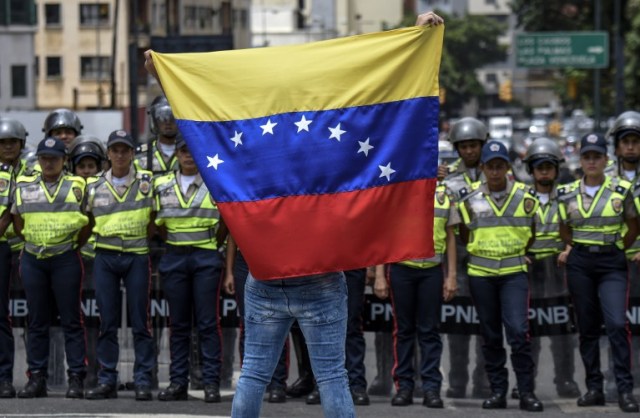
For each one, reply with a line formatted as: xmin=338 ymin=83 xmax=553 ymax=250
xmin=153 ymin=24 xmax=443 ymax=279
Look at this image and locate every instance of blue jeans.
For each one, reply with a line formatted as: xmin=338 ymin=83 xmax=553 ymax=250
xmin=231 ymin=272 xmax=354 ymax=418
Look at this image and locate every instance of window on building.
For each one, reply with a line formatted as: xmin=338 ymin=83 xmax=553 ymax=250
xmin=45 ymin=3 xmax=61 ymax=26
xmin=183 ymin=6 xmax=213 ymax=31
xmin=46 ymin=57 xmax=62 ymax=78
xmin=34 ymin=56 xmax=39 ymax=78
xmin=79 ymin=3 xmax=110 ymax=26
xmin=80 ymin=56 xmax=110 ymax=80
xmin=11 ymin=65 xmax=27 ymax=97
xmin=485 ymin=73 xmax=498 ymax=84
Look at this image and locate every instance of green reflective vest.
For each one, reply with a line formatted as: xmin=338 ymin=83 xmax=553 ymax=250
xmin=558 ymin=177 xmax=629 ymax=250
xmin=15 ymin=173 xmax=88 ymax=258
xmin=134 ymin=140 xmax=178 ymax=174
xmin=459 ymin=181 xmax=538 ymax=277
xmin=89 ymin=169 xmax=154 ymax=254
xmin=0 ymin=165 xmax=12 ymax=245
xmin=154 ymin=172 xmax=220 ymax=250
xmin=400 ymin=185 xmax=450 ymax=269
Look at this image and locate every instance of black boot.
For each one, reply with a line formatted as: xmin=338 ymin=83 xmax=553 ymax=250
xmin=0 ymin=381 xmax=16 ymax=398
xmin=286 ymin=326 xmax=314 ymax=398
xmin=17 ymin=372 xmax=47 ymax=398
xmin=66 ymin=373 xmax=84 ymax=399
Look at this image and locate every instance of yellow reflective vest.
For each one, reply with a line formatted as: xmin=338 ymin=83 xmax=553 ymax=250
xmin=529 ymin=191 xmax=564 ymax=260
xmin=154 ymin=172 xmax=220 ymax=250
xmin=400 ymin=184 xmax=450 ymax=269
xmin=88 ymin=169 xmax=154 ymax=254
xmin=14 ymin=173 xmax=88 ymax=258
xmin=458 ymin=181 xmax=538 ymax=277
xmin=558 ymin=177 xmax=630 ymax=250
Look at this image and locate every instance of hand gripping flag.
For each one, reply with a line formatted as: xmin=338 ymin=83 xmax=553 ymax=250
xmin=152 ymin=24 xmax=444 ymax=279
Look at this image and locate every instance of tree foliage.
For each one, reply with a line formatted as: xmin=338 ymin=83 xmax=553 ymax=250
xmin=399 ymin=11 xmax=507 ymax=116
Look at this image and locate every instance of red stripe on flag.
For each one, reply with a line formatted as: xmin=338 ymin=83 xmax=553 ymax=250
xmin=220 ymin=178 xmax=436 ymax=280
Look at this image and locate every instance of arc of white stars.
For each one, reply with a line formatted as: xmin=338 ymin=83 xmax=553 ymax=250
xmin=328 ymin=123 xmax=346 ymax=142
xmin=260 ymin=119 xmax=277 ymax=135
xmin=378 ymin=162 xmax=396 ymax=181
xmin=357 ymin=138 xmax=374 ymax=157
xmin=229 ymin=131 xmax=243 ymax=147
xmin=294 ymin=115 xmax=313 ymax=133
xmin=207 ymin=154 xmax=224 ymax=170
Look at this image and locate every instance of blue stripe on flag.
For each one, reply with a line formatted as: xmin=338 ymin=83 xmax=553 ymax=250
xmin=177 ymin=96 xmax=439 ymax=203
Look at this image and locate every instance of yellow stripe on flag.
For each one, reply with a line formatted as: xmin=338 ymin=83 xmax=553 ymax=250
xmin=153 ymin=25 xmax=443 ymax=122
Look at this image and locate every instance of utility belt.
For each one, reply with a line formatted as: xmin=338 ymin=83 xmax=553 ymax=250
xmin=165 ymin=244 xmax=213 ymax=255
xmin=95 ymin=248 xmax=141 ymax=256
xmin=572 ymin=243 xmax=620 ymax=254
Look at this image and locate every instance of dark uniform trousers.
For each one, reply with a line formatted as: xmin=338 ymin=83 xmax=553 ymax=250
xmin=233 ymin=251 xmax=289 ymax=389
xmin=20 ymin=250 xmax=86 ymax=376
xmin=81 ymin=255 xmax=100 ymax=387
xmin=0 ymin=242 xmax=14 ymax=382
xmin=529 ymin=256 xmax=576 ymax=386
xmin=94 ymin=251 xmax=155 ymax=387
xmin=389 ymin=263 xmax=443 ymax=392
xmin=566 ymin=246 xmax=633 ymax=393
xmin=469 ymin=272 xmax=535 ymax=394
xmin=159 ymin=247 xmax=223 ymax=386
xmin=447 ymin=239 xmax=488 ymax=393
xmin=344 ymin=269 xmax=367 ymax=391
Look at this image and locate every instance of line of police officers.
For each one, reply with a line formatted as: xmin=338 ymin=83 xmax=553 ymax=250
xmin=2 ymin=106 xmax=640 ymax=413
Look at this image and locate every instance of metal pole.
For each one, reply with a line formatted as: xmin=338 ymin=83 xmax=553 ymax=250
xmin=129 ymin=0 xmax=139 ymax=141
xmin=110 ymin=0 xmax=119 ymax=108
xmin=614 ymin=0 xmax=625 ymax=115
xmin=593 ymin=0 xmax=601 ymax=132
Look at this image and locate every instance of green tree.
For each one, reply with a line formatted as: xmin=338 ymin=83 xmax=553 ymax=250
xmin=399 ymin=11 xmax=507 ymax=116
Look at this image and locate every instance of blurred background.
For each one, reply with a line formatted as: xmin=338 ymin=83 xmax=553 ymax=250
xmin=0 ymin=0 xmax=636 ymax=171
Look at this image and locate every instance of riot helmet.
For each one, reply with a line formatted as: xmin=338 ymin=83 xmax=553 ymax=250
xmin=69 ymin=135 xmax=106 ymax=166
xmin=609 ymin=110 xmax=640 ymax=148
xmin=148 ymin=95 xmax=177 ymax=138
xmin=42 ymin=108 xmax=83 ymax=136
xmin=448 ymin=117 xmax=488 ymax=146
xmin=0 ymin=117 xmax=28 ymax=145
xmin=523 ymin=137 xmax=564 ymax=174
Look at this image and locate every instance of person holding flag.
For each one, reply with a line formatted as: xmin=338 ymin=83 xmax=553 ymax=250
xmin=145 ymin=10 xmax=444 ymax=417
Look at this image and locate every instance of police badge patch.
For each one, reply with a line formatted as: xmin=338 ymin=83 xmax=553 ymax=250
xmin=72 ymin=187 xmax=82 ymax=202
xmin=523 ymin=197 xmax=536 ymax=214
xmin=612 ymin=198 xmax=623 ymax=213
xmin=436 ymin=191 xmax=446 ymax=205
xmin=139 ymin=174 xmax=151 ymax=195
xmin=0 ymin=179 xmax=8 ymax=193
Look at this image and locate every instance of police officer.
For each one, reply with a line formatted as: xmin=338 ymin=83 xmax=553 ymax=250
xmin=606 ymin=111 xmax=640 ymax=396
xmin=135 ymin=96 xmax=179 ymax=174
xmin=0 ymin=118 xmax=26 ymax=398
xmin=11 ymin=137 xmax=90 ymax=398
xmin=154 ymin=136 xmax=225 ymax=403
xmin=440 ymin=116 xmax=490 ymax=399
xmin=84 ymin=130 xmax=156 ymax=401
xmin=557 ymin=133 xmax=639 ymax=413
xmin=457 ymin=140 xmax=543 ymax=412
xmin=42 ymin=108 xmax=83 ymax=149
xmin=68 ymin=135 xmax=107 ymax=388
xmin=374 ymin=184 xmax=458 ymax=408
xmin=522 ymin=138 xmax=580 ymax=398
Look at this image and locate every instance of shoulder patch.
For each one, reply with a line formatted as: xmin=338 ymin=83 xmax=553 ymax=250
xmin=523 ymin=197 xmax=536 ymax=214
xmin=528 ymin=188 xmax=537 ymax=197
xmin=0 ymin=164 xmax=9 ymax=172
xmin=615 ymin=185 xmax=627 ymax=195
xmin=0 ymin=178 xmax=8 ymax=193
xmin=436 ymin=190 xmax=446 ymax=205
xmin=557 ymin=187 xmax=566 ymax=195
xmin=135 ymin=143 xmax=148 ymax=153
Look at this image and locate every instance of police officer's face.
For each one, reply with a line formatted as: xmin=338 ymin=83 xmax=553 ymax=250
xmin=456 ymin=140 xmax=483 ymax=167
xmin=74 ymin=156 xmax=99 ymax=178
xmin=107 ymin=144 xmax=134 ymax=171
xmin=482 ymin=158 xmax=509 ymax=191
xmin=0 ymin=137 xmax=22 ymax=164
xmin=177 ymin=146 xmax=197 ymax=174
xmin=532 ymin=161 xmax=557 ymax=186
xmin=50 ymin=127 xmax=77 ymax=148
xmin=616 ymin=134 xmax=640 ymax=164
xmin=580 ymin=151 xmax=606 ymax=177
xmin=38 ymin=155 xmax=65 ymax=179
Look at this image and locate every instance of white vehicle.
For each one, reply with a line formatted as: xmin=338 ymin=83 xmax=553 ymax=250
xmin=488 ymin=116 xmax=513 ymax=139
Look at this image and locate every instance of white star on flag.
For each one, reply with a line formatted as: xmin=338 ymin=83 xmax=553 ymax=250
xmin=207 ymin=154 xmax=224 ymax=170
xmin=328 ymin=123 xmax=346 ymax=141
xmin=260 ymin=119 xmax=277 ymax=135
xmin=357 ymin=138 xmax=374 ymax=157
xmin=294 ymin=115 xmax=313 ymax=133
xmin=378 ymin=162 xmax=396 ymax=181
xmin=230 ymin=131 xmax=243 ymax=147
